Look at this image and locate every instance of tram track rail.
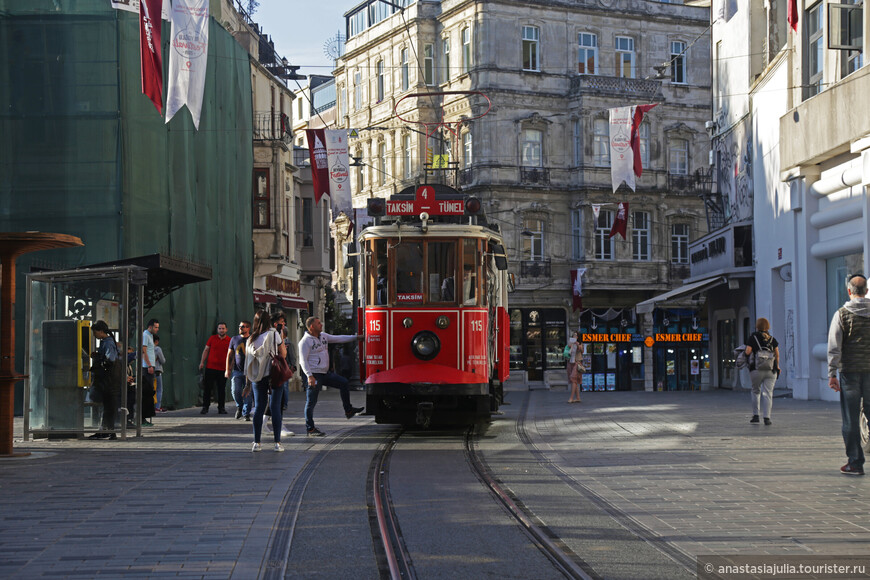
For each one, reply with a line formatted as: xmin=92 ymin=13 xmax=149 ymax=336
xmin=512 ymin=391 xmax=696 ymax=574
xmin=464 ymin=425 xmax=598 ymax=580
xmin=368 ymin=427 xmax=416 ymax=580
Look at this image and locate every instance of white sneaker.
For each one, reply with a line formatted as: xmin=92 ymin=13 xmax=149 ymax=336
xmin=251 ymin=442 xmax=261 ymax=452
xmin=274 ymin=443 xmax=284 ymax=452
xmin=281 ymin=427 xmax=295 ymax=437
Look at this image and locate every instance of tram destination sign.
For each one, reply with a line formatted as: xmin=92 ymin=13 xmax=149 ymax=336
xmin=385 ymin=186 xmax=466 ymax=216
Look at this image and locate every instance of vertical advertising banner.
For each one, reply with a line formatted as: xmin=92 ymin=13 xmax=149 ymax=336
xmin=609 ymin=106 xmax=634 ymax=192
xmin=139 ymin=0 xmax=164 ymax=114
xmin=165 ymin=0 xmax=210 ymax=129
xmin=324 ymin=129 xmax=351 ymax=226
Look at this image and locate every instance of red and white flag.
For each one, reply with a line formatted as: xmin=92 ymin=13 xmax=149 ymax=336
xmin=165 ymin=0 xmax=210 ymax=129
xmin=570 ymin=268 xmax=586 ymax=312
xmin=609 ymin=202 xmax=628 ymax=239
xmin=592 ymin=204 xmax=601 ymax=221
xmin=307 ymin=129 xmax=353 ymax=227
xmin=139 ymin=0 xmax=164 ymax=114
xmin=609 ymin=104 xmax=657 ymax=192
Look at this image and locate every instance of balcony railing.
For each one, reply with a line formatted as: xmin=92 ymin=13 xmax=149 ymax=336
xmin=667 ymin=168 xmax=712 ymax=195
xmin=254 ymin=112 xmax=291 ymax=143
xmin=458 ymin=168 xmax=473 ymax=186
xmin=570 ymin=74 xmax=662 ymax=99
xmin=520 ymin=166 xmax=550 ymax=185
xmin=520 ymin=259 xmax=551 ymax=278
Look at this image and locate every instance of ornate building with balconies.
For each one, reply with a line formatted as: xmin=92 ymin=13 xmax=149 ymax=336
xmin=333 ymin=0 xmax=711 ymax=390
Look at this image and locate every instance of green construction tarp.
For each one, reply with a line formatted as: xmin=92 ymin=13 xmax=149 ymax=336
xmin=1 ymin=0 xmax=254 ymax=411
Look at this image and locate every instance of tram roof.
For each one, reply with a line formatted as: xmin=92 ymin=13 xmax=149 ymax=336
xmin=358 ymin=222 xmax=504 ymax=243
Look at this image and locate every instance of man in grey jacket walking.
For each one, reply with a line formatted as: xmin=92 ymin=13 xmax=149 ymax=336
xmin=298 ymin=316 xmax=364 ymax=437
xmin=828 ymin=273 xmax=870 ymax=475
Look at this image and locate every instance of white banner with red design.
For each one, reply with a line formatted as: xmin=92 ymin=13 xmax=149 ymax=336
xmin=609 ymin=104 xmax=657 ymax=192
xmin=165 ymin=0 xmax=209 ymax=129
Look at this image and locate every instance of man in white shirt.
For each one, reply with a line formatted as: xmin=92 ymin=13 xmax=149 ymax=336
xmin=298 ymin=316 xmax=364 ymax=436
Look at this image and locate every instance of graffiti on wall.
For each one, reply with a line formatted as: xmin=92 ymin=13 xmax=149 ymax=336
xmin=714 ymin=116 xmax=754 ymax=223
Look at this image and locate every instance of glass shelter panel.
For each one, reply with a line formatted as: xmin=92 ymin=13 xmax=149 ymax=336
xmin=26 ymin=269 xmax=141 ymax=439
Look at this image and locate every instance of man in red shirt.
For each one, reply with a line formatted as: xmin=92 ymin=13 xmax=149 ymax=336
xmin=199 ymin=322 xmax=231 ymax=414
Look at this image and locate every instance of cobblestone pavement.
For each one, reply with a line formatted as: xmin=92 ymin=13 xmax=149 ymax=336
xmin=512 ymin=387 xmax=870 ymax=563
xmin=1 ymin=387 xmax=867 ymax=578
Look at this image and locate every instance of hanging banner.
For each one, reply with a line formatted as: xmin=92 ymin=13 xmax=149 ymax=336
xmin=112 ymin=0 xmax=170 ymax=19
xmin=609 ymin=202 xmax=628 ymax=239
xmin=307 ymin=129 xmax=330 ymax=205
xmin=139 ymin=0 xmax=164 ymax=114
xmin=570 ymin=268 xmax=586 ymax=312
xmin=592 ymin=204 xmax=601 ymax=221
xmin=609 ymin=104 xmax=657 ymax=192
xmin=165 ymin=0 xmax=209 ymax=129
xmin=787 ymin=0 xmax=798 ymax=32
xmin=325 ymin=129 xmax=352 ymax=227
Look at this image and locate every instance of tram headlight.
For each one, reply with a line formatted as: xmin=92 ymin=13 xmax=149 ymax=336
xmin=435 ymin=315 xmax=450 ymax=329
xmin=411 ymin=331 xmax=441 ymax=361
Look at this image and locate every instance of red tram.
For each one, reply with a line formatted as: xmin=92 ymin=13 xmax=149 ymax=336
xmin=359 ymin=187 xmax=511 ymax=427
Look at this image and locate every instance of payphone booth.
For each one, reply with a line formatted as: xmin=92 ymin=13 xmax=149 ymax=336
xmin=24 ymin=266 xmax=146 ymax=440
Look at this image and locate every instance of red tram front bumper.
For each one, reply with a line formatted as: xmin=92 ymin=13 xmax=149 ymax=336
xmin=365 ymin=363 xmax=488 ymax=396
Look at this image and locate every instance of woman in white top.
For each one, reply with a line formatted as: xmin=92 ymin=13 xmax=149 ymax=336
xmin=245 ymin=310 xmax=288 ymax=452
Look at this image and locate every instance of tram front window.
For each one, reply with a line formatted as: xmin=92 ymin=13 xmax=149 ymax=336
xmin=428 ymin=242 xmax=456 ymax=302
xmin=396 ymin=242 xmax=424 ymax=302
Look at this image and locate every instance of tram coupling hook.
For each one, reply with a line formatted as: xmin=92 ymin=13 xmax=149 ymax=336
xmin=420 ymin=212 xmax=429 ymax=232
xmin=416 ymin=401 xmax=434 ymax=429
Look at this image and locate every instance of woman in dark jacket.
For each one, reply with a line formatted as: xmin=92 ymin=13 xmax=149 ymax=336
xmin=744 ymin=317 xmax=780 ymax=425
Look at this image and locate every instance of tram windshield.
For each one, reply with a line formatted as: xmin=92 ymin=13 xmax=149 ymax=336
xmin=364 ymin=238 xmax=482 ymax=306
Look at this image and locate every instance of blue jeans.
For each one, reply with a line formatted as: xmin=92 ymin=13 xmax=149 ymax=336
xmin=155 ymin=372 xmax=163 ymax=410
xmin=839 ymin=372 xmax=870 ymax=469
xmin=252 ymin=376 xmax=283 ymax=444
xmin=231 ymin=371 xmax=251 ymax=416
xmin=305 ymin=372 xmax=352 ymax=431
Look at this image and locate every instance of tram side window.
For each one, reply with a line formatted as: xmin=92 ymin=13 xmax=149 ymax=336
xmin=428 ymin=242 xmax=456 ymax=302
xmin=395 ymin=242 xmax=423 ymax=302
xmin=367 ymin=239 xmax=389 ymax=306
xmin=462 ymin=238 xmax=478 ymax=305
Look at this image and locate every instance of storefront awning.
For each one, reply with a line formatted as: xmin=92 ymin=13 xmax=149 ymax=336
xmin=636 ymin=276 xmax=727 ymax=314
xmin=253 ymin=290 xmax=307 ymax=310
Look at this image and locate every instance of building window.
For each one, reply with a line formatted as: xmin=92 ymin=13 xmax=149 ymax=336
xmin=578 ymin=33 xmax=597 ymax=74
xmin=671 ymin=41 xmax=687 ymax=84
xmin=339 ymin=87 xmax=347 ymax=118
xmin=668 ymin=138 xmax=689 ymax=175
xmin=522 ymin=25 xmax=540 ymax=71
xmin=671 ymin=224 xmax=689 ymax=264
xmin=253 ymin=168 xmax=270 ymax=228
xmin=376 ymin=59 xmax=385 ymax=101
xmin=378 ymin=141 xmax=386 ymax=185
xmin=571 ymin=208 xmax=583 ymax=260
xmin=403 ymin=134 xmax=414 ymax=179
xmin=400 ymin=48 xmax=410 ymax=91
xmin=615 ymin=36 xmax=635 ymax=78
xmin=593 ymin=118 xmax=610 ymax=166
xmin=424 ymin=44 xmax=435 ymax=85
xmin=638 ymin=121 xmax=650 ymax=169
xmin=806 ymin=3 xmax=824 ymax=98
xmin=632 ymin=211 xmax=650 ymax=261
xmin=594 ymin=210 xmax=614 ymax=260
xmin=521 ymin=129 xmax=543 ymax=167
xmin=348 ymin=9 xmax=367 ymax=38
xmin=353 ymin=69 xmax=362 ymax=111
xmin=355 ymin=148 xmax=364 ymax=192
xmin=442 ymin=38 xmax=450 ymax=83
xmin=463 ymin=131 xmax=472 ymax=168
xmin=302 ymin=197 xmax=314 ymax=247
xmin=522 ymin=217 xmax=544 ymax=261
xmin=462 ymin=26 xmax=472 ymax=74
xmin=573 ymin=119 xmax=582 ymax=166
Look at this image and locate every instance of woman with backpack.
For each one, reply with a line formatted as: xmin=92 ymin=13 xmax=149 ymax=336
xmin=744 ymin=317 xmax=780 ymax=425
xmin=245 ymin=310 xmax=291 ymax=452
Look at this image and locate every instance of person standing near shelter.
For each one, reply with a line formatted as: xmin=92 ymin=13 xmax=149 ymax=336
xmin=745 ymin=317 xmax=779 ymax=426
xmin=827 ymin=273 xmax=870 ymax=476
xmin=245 ymin=310 xmax=291 ymax=452
xmin=153 ymin=335 xmax=166 ymax=412
xmin=140 ymin=319 xmax=159 ymax=427
xmin=226 ymin=320 xmax=252 ymax=420
xmin=89 ymin=320 xmax=119 ymax=439
xmin=199 ymin=322 xmax=231 ymax=414
xmin=298 ymin=316 xmax=364 ymax=437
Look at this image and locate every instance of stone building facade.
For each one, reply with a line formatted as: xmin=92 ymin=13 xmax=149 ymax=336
xmin=333 ymin=0 xmax=712 ymax=390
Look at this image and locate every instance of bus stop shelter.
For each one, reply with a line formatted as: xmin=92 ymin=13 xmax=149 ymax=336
xmin=23 ymin=254 xmax=211 ymax=440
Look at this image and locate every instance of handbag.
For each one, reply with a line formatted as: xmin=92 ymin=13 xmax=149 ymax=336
xmin=270 ymin=330 xmax=294 ymax=385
